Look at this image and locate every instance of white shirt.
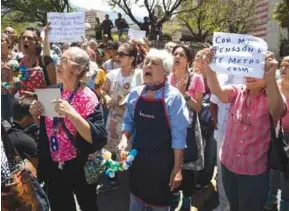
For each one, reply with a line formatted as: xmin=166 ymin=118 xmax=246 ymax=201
xmin=210 ymin=74 xmax=244 ymax=135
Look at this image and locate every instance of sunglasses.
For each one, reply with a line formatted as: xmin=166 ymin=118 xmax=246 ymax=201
xmin=117 ymin=52 xmax=130 ymax=57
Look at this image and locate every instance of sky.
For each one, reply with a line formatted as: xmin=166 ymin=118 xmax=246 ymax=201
xmin=69 ymin=0 xmax=148 ymax=17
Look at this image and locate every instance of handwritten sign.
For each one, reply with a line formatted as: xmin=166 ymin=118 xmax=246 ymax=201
xmin=128 ymin=29 xmax=146 ymax=41
xmin=209 ymin=32 xmax=268 ymax=79
xmin=47 ymin=12 xmax=85 ymax=43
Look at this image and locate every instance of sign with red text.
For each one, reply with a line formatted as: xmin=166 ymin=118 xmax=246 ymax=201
xmin=209 ymin=32 xmax=268 ymax=79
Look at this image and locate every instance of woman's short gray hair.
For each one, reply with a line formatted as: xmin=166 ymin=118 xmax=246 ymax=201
xmin=67 ymin=47 xmax=91 ymax=81
xmin=145 ymin=48 xmax=173 ymax=74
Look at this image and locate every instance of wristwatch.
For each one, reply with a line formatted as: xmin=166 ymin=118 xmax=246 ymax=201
xmin=185 ymin=94 xmax=191 ymax=102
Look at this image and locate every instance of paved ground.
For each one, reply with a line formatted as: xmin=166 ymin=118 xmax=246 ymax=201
xmin=95 ymin=171 xmax=219 ymax=211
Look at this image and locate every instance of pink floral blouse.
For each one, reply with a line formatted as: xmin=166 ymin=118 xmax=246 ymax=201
xmin=45 ymin=86 xmax=99 ymax=162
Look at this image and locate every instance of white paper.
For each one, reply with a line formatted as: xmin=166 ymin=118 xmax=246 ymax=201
xmin=36 ymin=88 xmax=61 ymax=117
xmin=128 ymin=28 xmax=146 ymax=41
xmin=209 ymin=32 xmax=268 ymax=79
xmin=47 ymin=12 xmax=85 ymax=43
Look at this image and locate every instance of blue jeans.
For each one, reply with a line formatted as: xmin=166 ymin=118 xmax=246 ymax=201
xmin=129 ymin=194 xmax=170 ymax=211
xmin=222 ymin=164 xmax=269 ymax=211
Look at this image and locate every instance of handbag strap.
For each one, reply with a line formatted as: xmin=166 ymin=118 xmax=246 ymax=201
xmin=269 ymin=115 xmax=284 ymax=140
xmin=186 ymin=73 xmax=197 ymax=125
xmin=59 ymin=119 xmax=78 ymax=149
xmin=1 ymin=125 xmax=22 ymax=168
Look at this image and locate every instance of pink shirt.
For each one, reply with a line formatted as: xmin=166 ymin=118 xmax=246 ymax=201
xmin=282 ymin=98 xmax=289 ymax=132
xmin=45 ymin=86 xmax=99 ymax=162
xmin=168 ymin=73 xmax=205 ymax=98
xmin=220 ymin=85 xmax=284 ymax=175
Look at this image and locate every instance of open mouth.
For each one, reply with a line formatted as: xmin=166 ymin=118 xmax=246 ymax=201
xmin=23 ymin=44 xmax=29 ymax=49
xmin=145 ymin=72 xmax=152 ymax=77
xmin=174 ymin=60 xmax=180 ymax=64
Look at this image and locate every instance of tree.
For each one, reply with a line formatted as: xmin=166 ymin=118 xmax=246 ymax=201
xmin=177 ymin=0 xmax=226 ymax=42
xmin=222 ymin=0 xmax=259 ymax=34
xmin=108 ymin=0 xmax=204 ymax=40
xmin=1 ymin=0 xmax=71 ymax=26
xmin=273 ymin=0 xmax=289 ymax=39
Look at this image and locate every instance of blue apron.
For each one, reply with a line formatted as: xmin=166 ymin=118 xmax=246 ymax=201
xmin=129 ymin=86 xmax=174 ymax=207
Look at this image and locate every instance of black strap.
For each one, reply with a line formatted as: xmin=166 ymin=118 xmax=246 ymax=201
xmin=186 ymin=73 xmax=193 ymax=92
xmin=185 ymin=73 xmax=197 ymax=126
xmin=1 ymin=125 xmax=22 ymax=168
xmin=269 ymin=115 xmax=283 ymax=140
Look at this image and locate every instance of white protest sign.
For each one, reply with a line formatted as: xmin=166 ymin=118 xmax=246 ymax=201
xmin=209 ymin=32 xmax=268 ymax=79
xmin=47 ymin=12 xmax=85 ymax=43
xmin=128 ymin=28 xmax=146 ymax=41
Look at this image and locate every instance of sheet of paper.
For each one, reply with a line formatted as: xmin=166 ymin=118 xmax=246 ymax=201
xmin=47 ymin=12 xmax=85 ymax=43
xmin=209 ymin=32 xmax=268 ymax=79
xmin=128 ymin=28 xmax=146 ymax=41
xmin=36 ymin=88 xmax=61 ymax=118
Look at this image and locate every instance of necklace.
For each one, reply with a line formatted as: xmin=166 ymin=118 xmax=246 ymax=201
xmin=2 ymin=58 xmax=40 ymax=89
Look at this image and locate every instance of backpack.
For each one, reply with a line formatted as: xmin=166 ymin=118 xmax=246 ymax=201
xmin=198 ymin=93 xmax=214 ymax=141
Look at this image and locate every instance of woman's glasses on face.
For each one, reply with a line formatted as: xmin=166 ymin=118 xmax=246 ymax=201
xmin=116 ymin=52 xmax=130 ymax=57
xmin=21 ymin=35 xmax=35 ymax=42
xmin=58 ymin=57 xmax=79 ymax=66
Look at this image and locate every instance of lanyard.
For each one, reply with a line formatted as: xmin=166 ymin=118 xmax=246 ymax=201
xmin=52 ymin=83 xmax=80 ymax=134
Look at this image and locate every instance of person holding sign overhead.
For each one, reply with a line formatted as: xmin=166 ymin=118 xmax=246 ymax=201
xmin=203 ymin=48 xmax=287 ymax=211
xmin=29 ymin=47 xmax=107 ymax=211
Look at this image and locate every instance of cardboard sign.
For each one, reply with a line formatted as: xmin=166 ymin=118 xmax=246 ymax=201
xmin=209 ymin=32 xmax=268 ymax=79
xmin=47 ymin=12 xmax=85 ymax=43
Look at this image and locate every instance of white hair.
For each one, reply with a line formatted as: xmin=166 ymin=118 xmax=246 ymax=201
xmin=89 ymin=39 xmax=97 ymax=46
xmin=66 ymin=47 xmax=92 ymax=82
xmin=145 ymin=48 xmax=173 ymax=74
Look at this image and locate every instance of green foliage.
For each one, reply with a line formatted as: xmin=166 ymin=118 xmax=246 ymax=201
xmin=178 ymin=0 xmax=259 ymax=41
xmin=273 ymin=1 xmax=289 ymax=29
xmin=1 ymin=11 xmax=39 ymax=35
xmin=177 ymin=0 xmax=226 ymax=42
xmin=1 ymin=0 xmax=71 ymax=26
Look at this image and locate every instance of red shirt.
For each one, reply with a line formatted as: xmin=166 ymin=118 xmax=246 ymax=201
xmin=220 ymin=85 xmax=286 ymax=175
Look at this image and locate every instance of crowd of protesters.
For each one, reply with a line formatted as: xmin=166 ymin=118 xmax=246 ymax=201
xmin=1 ymin=17 xmax=289 ymax=211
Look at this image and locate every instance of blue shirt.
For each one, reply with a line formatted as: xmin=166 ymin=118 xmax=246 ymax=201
xmin=122 ymin=83 xmax=189 ymax=149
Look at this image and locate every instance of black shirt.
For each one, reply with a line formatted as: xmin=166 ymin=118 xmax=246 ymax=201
xmin=8 ymin=123 xmax=38 ymax=160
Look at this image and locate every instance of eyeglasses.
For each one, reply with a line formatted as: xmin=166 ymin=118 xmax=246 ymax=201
xmin=58 ymin=57 xmax=79 ymax=66
xmin=21 ymin=35 xmax=35 ymax=42
xmin=116 ymin=52 xmax=130 ymax=57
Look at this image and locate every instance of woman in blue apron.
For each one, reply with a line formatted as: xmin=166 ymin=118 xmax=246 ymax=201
xmin=130 ymin=84 xmax=174 ymax=208
xmin=119 ymin=48 xmax=189 ymax=210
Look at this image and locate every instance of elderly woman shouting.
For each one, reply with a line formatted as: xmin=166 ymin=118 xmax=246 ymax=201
xmin=29 ymin=47 xmax=107 ymax=211
xmin=204 ymin=48 xmax=287 ymax=211
xmin=118 ymin=49 xmax=189 ymax=211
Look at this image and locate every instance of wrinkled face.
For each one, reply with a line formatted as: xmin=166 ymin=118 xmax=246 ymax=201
xmin=21 ymin=30 xmax=37 ymax=55
xmin=117 ymin=45 xmax=133 ymax=68
xmin=143 ymin=56 xmax=167 ymax=86
xmin=280 ymin=57 xmax=289 ymax=80
xmin=56 ymin=50 xmax=81 ymax=82
xmin=1 ymin=37 xmax=9 ymax=55
xmin=173 ymin=47 xmax=189 ymax=70
xmin=4 ymin=27 xmax=16 ymax=43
